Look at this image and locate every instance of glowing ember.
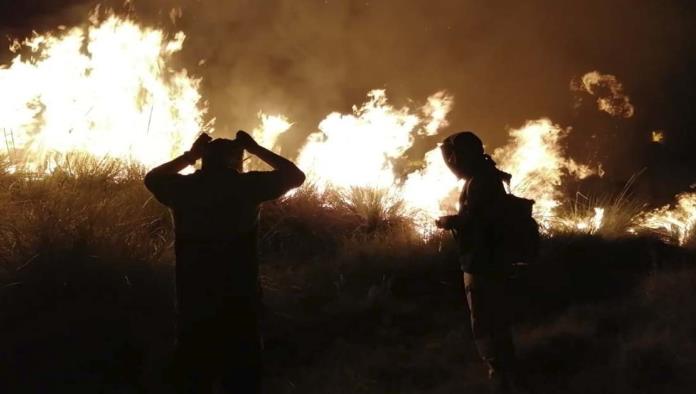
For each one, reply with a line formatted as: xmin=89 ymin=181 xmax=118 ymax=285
xmin=0 ymin=15 xmax=207 ymax=171
xmin=591 ymin=207 xmax=605 ymax=233
xmin=566 ymin=207 xmax=605 ymax=234
xmin=651 ymin=130 xmax=665 ymax=144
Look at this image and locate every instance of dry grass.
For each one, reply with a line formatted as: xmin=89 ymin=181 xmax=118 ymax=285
xmin=1 ymin=157 xmax=695 ymax=393
xmin=0 ymin=154 xmax=173 ymax=272
xmin=551 ymin=173 xmax=648 ymax=239
xmin=552 ymin=191 xmax=647 ymax=237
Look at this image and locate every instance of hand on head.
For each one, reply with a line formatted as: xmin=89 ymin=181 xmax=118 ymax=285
xmin=435 ymin=215 xmax=457 ymax=230
xmin=189 ymin=133 xmax=213 ymax=159
xmin=186 ymin=130 xmax=260 ymax=165
xmin=235 ymin=130 xmax=259 ymax=151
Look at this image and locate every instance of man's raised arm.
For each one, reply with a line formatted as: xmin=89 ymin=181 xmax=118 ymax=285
xmin=237 ymin=130 xmax=306 ymax=189
xmin=144 ymin=133 xmax=211 ymax=204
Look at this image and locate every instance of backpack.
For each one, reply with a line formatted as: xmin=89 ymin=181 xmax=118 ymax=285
xmin=494 ymin=172 xmax=540 ymax=265
xmin=460 ymin=170 xmax=540 ymax=266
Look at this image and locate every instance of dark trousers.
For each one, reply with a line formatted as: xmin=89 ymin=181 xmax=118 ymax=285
xmin=463 ymin=273 xmax=517 ymax=383
xmin=174 ymin=310 xmax=261 ymax=394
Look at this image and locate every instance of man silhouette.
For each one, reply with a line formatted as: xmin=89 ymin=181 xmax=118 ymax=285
xmin=145 ymin=130 xmax=305 ymax=394
xmin=436 ymin=131 xmax=525 ymax=393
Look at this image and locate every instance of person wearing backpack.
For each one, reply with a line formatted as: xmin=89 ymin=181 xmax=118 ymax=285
xmin=436 ymin=131 xmax=534 ymax=393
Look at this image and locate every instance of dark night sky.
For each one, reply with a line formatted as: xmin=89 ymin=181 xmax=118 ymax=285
xmin=1 ymin=0 xmax=695 ymax=199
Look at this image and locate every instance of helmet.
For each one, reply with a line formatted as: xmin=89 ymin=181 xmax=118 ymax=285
xmin=442 ymin=131 xmax=483 ymax=156
xmin=441 ymin=131 xmax=484 ymax=178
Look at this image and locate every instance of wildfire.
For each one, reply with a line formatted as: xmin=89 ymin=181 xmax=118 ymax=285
xmin=563 ymin=207 xmax=605 ymax=234
xmin=297 ymin=89 xmax=446 ymax=191
xmin=493 ymin=119 xmax=594 ymax=230
xmin=251 ymin=112 xmax=293 ymax=153
xmin=3 ymin=14 xmax=695 ymax=244
xmin=1 ymin=14 xmax=207 ymax=171
xmin=634 ymin=193 xmax=696 ymax=245
xmin=295 ymin=102 xmax=602 ymax=234
xmin=246 ymin=112 xmax=293 ymax=171
xmin=401 ymin=147 xmax=463 ymax=233
xmin=294 ymin=89 xmax=457 ymax=234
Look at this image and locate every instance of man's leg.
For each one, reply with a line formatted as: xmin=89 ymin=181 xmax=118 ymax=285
xmin=217 ymin=307 xmax=262 ymax=394
xmin=220 ymin=363 xmax=261 ymax=394
xmin=463 ymin=273 xmax=517 ymax=391
xmin=173 ymin=317 xmax=215 ymax=394
xmin=173 ymin=340 xmax=213 ymax=394
xmin=219 ymin=336 xmax=262 ymax=394
xmin=175 ymin=369 xmax=211 ymax=394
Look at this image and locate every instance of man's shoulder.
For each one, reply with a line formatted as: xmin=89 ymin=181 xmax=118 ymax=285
xmin=177 ymin=171 xmax=204 ymax=183
xmin=240 ymin=170 xmax=280 ymax=182
xmin=467 ymin=169 xmax=506 ymax=198
xmin=240 ymin=170 xmax=264 ymax=177
xmin=471 ymin=168 xmax=505 ymax=186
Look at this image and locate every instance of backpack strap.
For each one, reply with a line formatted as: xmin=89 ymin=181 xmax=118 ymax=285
xmin=498 ymin=169 xmax=513 ymax=194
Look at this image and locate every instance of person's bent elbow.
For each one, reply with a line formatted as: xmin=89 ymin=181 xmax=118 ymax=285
xmin=143 ymin=170 xmax=159 ymax=193
xmin=289 ymin=168 xmax=306 ymax=189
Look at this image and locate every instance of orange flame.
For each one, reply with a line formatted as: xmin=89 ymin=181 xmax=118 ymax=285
xmin=4 ymin=15 xmax=694 ymax=244
xmin=635 ymin=193 xmax=696 ymax=245
xmin=493 ymin=119 xmax=594 ymax=230
xmin=1 ymin=15 xmax=207 ymax=171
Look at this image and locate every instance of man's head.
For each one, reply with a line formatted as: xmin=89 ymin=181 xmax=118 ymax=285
xmin=201 ymin=138 xmax=244 ymax=172
xmin=441 ymin=131 xmax=484 ymax=179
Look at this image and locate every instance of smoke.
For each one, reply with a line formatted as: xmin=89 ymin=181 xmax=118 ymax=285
xmin=2 ymin=1 xmax=696 ymax=239
xmin=572 ymin=71 xmax=635 ymax=118
xmin=2 ymin=0 xmax=696 ymax=182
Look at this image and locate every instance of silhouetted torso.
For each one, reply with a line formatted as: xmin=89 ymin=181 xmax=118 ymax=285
xmin=457 ymin=164 xmax=508 ymax=275
xmin=145 ymin=169 xmax=291 ymax=319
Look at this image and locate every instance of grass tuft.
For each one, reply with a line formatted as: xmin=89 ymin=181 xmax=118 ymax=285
xmin=1 ymin=157 xmax=695 ymax=393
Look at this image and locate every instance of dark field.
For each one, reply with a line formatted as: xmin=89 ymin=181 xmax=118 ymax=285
xmin=1 ymin=156 xmax=695 ymax=393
